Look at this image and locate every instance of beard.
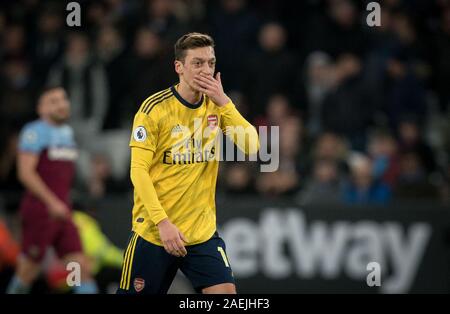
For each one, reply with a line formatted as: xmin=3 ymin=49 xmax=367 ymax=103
xmin=49 ymin=112 xmax=69 ymax=124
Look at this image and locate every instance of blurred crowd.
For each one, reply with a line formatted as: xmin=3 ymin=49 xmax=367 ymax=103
xmin=0 ymin=0 xmax=449 ymax=216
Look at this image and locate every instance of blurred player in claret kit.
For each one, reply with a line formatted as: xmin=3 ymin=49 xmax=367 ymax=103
xmin=117 ymin=33 xmax=260 ymax=294
xmin=6 ymin=86 xmax=98 ymax=294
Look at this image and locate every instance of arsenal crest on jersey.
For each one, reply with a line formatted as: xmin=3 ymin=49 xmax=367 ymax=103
xmin=134 ymin=278 xmax=145 ymax=292
xmin=207 ymin=114 xmax=218 ymax=129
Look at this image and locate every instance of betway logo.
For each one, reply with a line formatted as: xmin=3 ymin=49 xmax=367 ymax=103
xmin=220 ymin=208 xmax=431 ymax=294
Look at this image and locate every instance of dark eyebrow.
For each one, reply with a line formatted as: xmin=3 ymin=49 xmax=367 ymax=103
xmin=192 ymin=57 xmax=216 ymax=62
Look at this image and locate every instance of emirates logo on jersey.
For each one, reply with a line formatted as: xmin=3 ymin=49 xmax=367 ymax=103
xmin=207 ymin=114 xmax=218 ymax=129
xmin=134 ymin=278 xmax=145 ymax=292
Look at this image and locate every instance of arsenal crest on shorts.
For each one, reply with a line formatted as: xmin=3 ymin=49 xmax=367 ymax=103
xmin=207 ymin=114 xmax=218 ymax=129
xmin=134 ymin=278 xmax=145 ymax=292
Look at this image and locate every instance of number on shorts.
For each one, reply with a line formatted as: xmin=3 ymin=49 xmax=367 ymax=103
xmin=217 ymin=246 xmax=230 ymax=267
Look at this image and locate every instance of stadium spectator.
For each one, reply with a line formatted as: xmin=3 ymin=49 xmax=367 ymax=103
xmin=367 ymin=130 xmax=401 ymax=188
xmin=86 ymin=153 xmax=128 ymax=200
xmin=342 ymin=153 xmax=392 ymax=205
xmin=294 ymin=51 xmax=334 ymax=137
xmin=397 ymin=116 xmax=438 ymax=175
xmin=309 ymin=132 xmax=349 ymax=175
xmin=96 ymin=25 xmax=129 ymax=129
xmin=47 ymin=32 xmax=109 ymax=147
xmin=300 ymin=0 xmax=368 ymax=59
xmin=254 ymin=93 xmax=292 ymax=128
xmin=140 ymin=0 xmax=186 ymax=44
xmin=222 ymin=162 xmax=256 ymax=195
xmin=207 ymin=0 xmax=260 ymax=90
xmin=0 ymin=57 xmax=35 ymax=127
xmin=127 ymin=27 xmax=177 ymax=113
xmin=321 ymin=53 xmax=374 ymax=150
xmin=30 ymin=5 xmax=64 ymax=91
xmin=2 ymin=24 xmax=27 ymax=59
xmin=394 ymin=150 xmax=439 ymax=200
xmin=431 ymin=7 xmax=450 ymax=113
xmin=241 ymin=22 xmax=296 ymax=118
xmin=383 ymin=55 xmax=427 ymax=130
xmin=256 ymin=116 xmax=303 ymax=196
xmin=296 ymin=158 xmax=343 ymax=206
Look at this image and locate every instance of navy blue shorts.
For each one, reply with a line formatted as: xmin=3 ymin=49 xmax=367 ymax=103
xmin=116 ymin=231 xmax=235 ymax=294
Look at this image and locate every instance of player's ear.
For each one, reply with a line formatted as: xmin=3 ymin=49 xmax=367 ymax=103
xmin=174 ymin=60 xmax=183 ymax=75
xmin=37 ymin=97 xmax=47 ymax=116
xmin=37 ymin=103 xmax=49 ymax=118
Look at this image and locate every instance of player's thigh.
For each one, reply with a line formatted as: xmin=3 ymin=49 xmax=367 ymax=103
xmin=116 ymin=232 xmax=179 ymax=294
xmin=20 ymin=211 xmax=58 ymax=263
xmin=180 ymin=232 xmax=235 ymax=293
xmin=54 ymin=218 xmax=83 ymax=261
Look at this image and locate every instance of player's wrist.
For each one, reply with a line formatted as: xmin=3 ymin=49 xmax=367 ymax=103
xmin=215 ymin=95 xmax=230 ymax=107
xmin=157 ymin=218 xmax=170 ymax=228
xmin=44 ymin=195 xmax=59 ymax=206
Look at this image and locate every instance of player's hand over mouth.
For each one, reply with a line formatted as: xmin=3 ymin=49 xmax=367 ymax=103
xmin=193 ymin=72 xmax=230 ymax=107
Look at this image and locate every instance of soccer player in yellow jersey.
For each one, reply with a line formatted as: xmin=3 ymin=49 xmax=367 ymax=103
xmin=117 ymin=33 xmax=259 ymax=294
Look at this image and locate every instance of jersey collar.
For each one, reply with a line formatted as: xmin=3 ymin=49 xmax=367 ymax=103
xmin=171 ymin=85 xmax=204 ymax=109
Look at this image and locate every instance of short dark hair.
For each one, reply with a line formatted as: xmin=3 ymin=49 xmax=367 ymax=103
xmin=174 ymin=32 xmax=214 ymax=62
xmin=37 ymin=84 xmax=65 ymax=104
xmin=38 ymin=85 xmax=64 ymax=101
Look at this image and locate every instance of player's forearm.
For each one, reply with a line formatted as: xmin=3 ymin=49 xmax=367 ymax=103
xmin=18 ymin=170 xmax=59 ymax=205
xmin=219 ymin=101 xmax=260 ymax=155
xmin=130 ymin=167 xmax=168 ymax=225
xmin=130 ymin=147 xmax=168 ymax=225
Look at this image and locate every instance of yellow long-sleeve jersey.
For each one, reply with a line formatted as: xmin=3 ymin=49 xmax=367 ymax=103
xmin=129 ymin=85 xmax=259 ymax=246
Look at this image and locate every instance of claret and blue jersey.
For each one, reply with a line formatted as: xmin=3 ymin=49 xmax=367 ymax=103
xmin=18 ymin=119 xmax=78 ymax=212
